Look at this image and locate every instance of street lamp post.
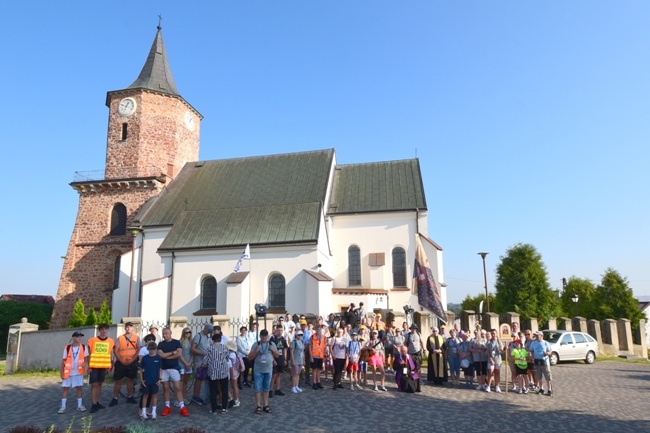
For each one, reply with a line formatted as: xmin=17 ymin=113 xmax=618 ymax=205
xmin=127 ymin=227 xmax=143 ymax=317
xmin=571 ymin=293 xmax=579 ymax=316
xmin=478 ymin=252 xmax=489 ymax=313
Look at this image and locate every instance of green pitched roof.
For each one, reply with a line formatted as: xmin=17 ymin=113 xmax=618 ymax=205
xmin=329 ymin=159 xmax=426 ymax=214
xmin=139 ymin=149 xmax=334 ymax=251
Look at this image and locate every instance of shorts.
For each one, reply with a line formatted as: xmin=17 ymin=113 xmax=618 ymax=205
xmin=89 ymin=368 xmax=108 ymax=384
xmin=359 ymin=361 xmax=368 ymax=373
xmin=474 ymin=361 xmax=488 ymax=375
xmin=253 ymin=371 xmax=272 ymax=393
xmin=534 ymin=364 xmax=552 ymax=381
xmin=347 ymin=361 xmax=359 ymax=372
xmin=527 ymin=362 xmax=535 ymax=371
xmin=291 ymin=364 xmax=303 ymax=376
xmin=161 ymin=369 xmax=181 ymax=382
xmin=515 ymin=366 xmax=528 ymax=375
xmin=273 ymin=364 xmax=285 ymax=374
xmin=488 ymin=360 xmax=502 ymax=371
xmin=113 ymin=361 xmax=138 ymax=380
xmin=140 ymin=383 xmax=159 ymax=395
xmin=62 ymin=375 xmax=84 ymax=388
xmin=311 ymin=358 xmax=324 ymax=370
xmin=368 ymin=353 xmax=384 ymax=367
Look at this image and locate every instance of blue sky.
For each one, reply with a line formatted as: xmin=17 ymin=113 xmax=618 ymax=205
xmin=2 ymin=2 xmax=649 ymax=305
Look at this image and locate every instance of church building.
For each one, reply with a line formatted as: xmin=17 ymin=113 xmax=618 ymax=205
xmin=52 ymin=26 xmax=446 ymax=328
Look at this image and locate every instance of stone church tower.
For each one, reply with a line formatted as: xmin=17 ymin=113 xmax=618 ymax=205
xmin=52 ymin=26 xmax=201 ymax=327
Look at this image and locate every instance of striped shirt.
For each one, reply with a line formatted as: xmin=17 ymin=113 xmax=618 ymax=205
xmin=204 ymin=343 xmax=230 ymax=380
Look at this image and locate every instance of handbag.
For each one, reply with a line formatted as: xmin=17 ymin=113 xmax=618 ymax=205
xmin=195 ymin=365 xmax=209 ymax=381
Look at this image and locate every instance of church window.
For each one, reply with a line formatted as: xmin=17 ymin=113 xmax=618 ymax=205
xmin=109 ymin=203 xmax=127 ymax=236
xmin=269 ymin=273 xmax=285 ymax=309
xmin=201 ymin=276 xmax=217 ymax=311
xmin=392 ymin=247 xmax=407 ymax=287
xmin=113 ymin=255 xmax=121 ymax=290
xmin=348 ymin=245 xmax=361 ymax=286
xmin=121 ymin=123 xmax=128 ymax=140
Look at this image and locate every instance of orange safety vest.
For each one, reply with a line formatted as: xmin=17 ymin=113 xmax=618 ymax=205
xmin=311 ymin=334 xmax=327 ymax=358
xmin=88 ymin=336 xmax=115 ymax=369
xmin=63 ymin=344 xmax=86 ymax=378
xmin=117 ymin=334 xmax=138 ymax=363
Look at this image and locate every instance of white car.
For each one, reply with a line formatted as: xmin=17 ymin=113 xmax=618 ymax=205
xmin=542 ymin=330 xmax=599 ymax=365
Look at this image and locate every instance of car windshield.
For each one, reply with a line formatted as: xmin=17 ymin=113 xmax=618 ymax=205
xmin=543 ymin=331 xmax=563 ymax=343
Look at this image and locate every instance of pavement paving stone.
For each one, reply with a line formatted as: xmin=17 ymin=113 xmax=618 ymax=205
xmin=1 ymin=361 xmax=650 ymax=433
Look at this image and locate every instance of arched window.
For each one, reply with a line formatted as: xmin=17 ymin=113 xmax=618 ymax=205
xmin=269 ymin=273 xmax=285 ymax=309
xmin=348 ymin=245 xmax=361 ymax=286
xmin=392 ymin=247 xmax=407 ymax=287
xmin=112 ymin=255 xmax=121 ymax=290
xmin=201 ymin=276 xmax=217 ymax=311
xmin=109 ymin=203 xmax=127 ymax=236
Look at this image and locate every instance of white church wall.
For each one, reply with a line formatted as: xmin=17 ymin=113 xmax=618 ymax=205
xmin=140 ymin=228 xmax=170 ymax=283
xmin=141 ymin=276 xmax=170 ymax=325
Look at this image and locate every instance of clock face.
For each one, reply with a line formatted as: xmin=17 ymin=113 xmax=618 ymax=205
xmin=184 ymin=112 xmax=195 ymax=131
xmin=117 ymin=98 xmax=136 ymax=116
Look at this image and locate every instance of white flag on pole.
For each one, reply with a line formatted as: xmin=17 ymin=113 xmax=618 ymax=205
xmin=232 ymin=244 xmax=250 ymax=273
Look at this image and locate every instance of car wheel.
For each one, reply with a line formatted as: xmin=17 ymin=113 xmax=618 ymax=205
xmin=549 ymin=352 xmax=559 ymax=366
xmin=585 ymin=351 xmax=595 ymax=364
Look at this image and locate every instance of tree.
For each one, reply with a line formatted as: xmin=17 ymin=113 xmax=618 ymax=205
xmin=460 ymin=293 xmax=496 ymax=314
xmin=592 ymin=268 xmax=645 ymax=329
xmin=0 ymin=301 xmax=52 ymax=354
xmin=98 ymin=299 xmax=112 ymax=325
xmin=560 ymin=277 xmax=597 ymax=318
xmin=85 ymin=307 xmax=98 ymax=326
xmin=68 ymin=299 xmax=87 ymax=328
xmin=494 ymin=243 xmax=561 ymax=325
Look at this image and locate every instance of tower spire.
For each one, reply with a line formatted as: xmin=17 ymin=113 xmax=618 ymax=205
xmin=128 ymin=24 xmax=179 ymax=95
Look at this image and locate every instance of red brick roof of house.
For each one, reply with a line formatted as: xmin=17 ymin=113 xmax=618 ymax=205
xmin=0 ymin=294 xmax=55 ymax=306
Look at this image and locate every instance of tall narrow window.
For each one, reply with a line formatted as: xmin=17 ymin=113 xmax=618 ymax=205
xmin=392 ymin=247 xmax=407 ymax=287
xmin=109 ymin=203 xmax=127 ymax=236
xmin=121 ymin=123 xmax=128 ymax=140
xmin=113 ymin=255 xmax=121 ymax=290
xmin=201 ymin=276 xmax=217 ymax=311
xmin=269 ymin=273 xmax=285 ymax=309
xmin=348 ymin=245 xmax=361 ymax=286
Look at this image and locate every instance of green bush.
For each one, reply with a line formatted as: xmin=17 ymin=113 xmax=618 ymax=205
xmin=0 ymin=301 xmax=53 ymax=355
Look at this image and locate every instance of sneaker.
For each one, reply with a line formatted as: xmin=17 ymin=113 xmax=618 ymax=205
xmin=336 ymin=384 xmax=344 ymax=389
xmin=495 ymin=386 xmax=502 ymax=393
xmin=151 ymin=412 xmax=157 ymax=420
xmin=222 ymin=409 xmax=227 ymax=414
xmin=356 ymin=383 xmax=363 ymax=390
xmin=350 ymin=384 xmax=355 ymax=391
xmin=180 ymin=406 xmax=189 ymax=417
xmin=77 ymin=405 xmax=87 ymax=412
xmin=174 ymin=401 xmax=182 ymax=408
xmin=317 ymin=383 xmax=324 ymax=389
xmin=127 ymin=396 xmax=137 ymax=404
xmin=511 ymin=386 xmax=518 ymax=392
xmin=58 ymin=406 xmax=66 ymax=414
xmin=292 ymin=387 xmax=299 ymax=394
xmin=233 ymin=399 xmax=241 ymax=407
xmin=519 ymin=389 xmax=524 ymax=394
xmin=523 ymin=389 xmax=529 ymax=394
xmin=268 ymin=390 xmax=274 ymax=398
xmin=296 ymin=387 xmax=303 ymax=393
xmin=275 ymin=390 xmax=285 ymax=396
xmin=485 ymin=386 xmax=491 ymax=393
xmin=548 ymin=390 xmax=553 ymax=397
xmin=89 ymin=404 xmax=99 ymax=414
xmin=97 ymin=403 xmax=106 ymax=410
xmin=380 ymin=386 xmax=387 ymax=392
xmin=161 ymin=406 xmax=172 ymax=416
xmin=191 ymin=396 xmax=204 ymax=406
xmin=537 ymin=388 xmax=544 ymax=395
xmin=109 ymin=398 xmax=119 ymax=407
xmin=374 ymin=386 xmax=379 ymax=391
xmin=140 ymin=413 xmax=148 ymax=421
xmin=312 ymin=383 xmax=318 ymax=390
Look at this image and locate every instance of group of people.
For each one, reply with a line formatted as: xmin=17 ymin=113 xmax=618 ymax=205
xmin=57 ymin=315 xmax=555 ymax=419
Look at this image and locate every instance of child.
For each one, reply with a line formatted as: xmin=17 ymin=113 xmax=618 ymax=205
xmin=347 ymin=332 xmax=362 ymax=390
xmin=139 ymin=342 xmax=162 ymax=420
xmin=58 ymin=331 xmax=88 ymax=414
xmin=511 ymin=339 xmax=529 ymax=394
xmin=290 ymin=329 xmax=305 ymax=393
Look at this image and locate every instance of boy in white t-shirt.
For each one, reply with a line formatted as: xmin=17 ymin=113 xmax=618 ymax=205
xmin=58 ymin=331 xmax=88 ymax=414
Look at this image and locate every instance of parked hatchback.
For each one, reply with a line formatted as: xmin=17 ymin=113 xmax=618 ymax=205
xmin=542 ymin=330 xmax=599 ymax=365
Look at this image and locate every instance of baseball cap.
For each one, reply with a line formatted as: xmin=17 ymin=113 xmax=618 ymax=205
xmin=147 ymin=342 xmax=157 ymax=350
xmin=124 ymin=321 xmax=134 ymax=327
xmin=409 ymin=323 xmax=418 ymax=329
xmin=71 ymin=331 xmax=84 ymax=337
xmin=300 ymin=320 xmax=307 ymax=325
xmin=296 ymin=330 xmax=304 ymax=336
xmin=204 ymin=324 xmax=215 ymax=332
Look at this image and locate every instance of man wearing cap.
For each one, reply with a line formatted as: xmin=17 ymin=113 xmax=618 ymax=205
xmin=110 ymin=321 xmax=141 ymax=407
xmin=87 ymin=323 xmax=115 ymax=413
xmin=58 ymin=331 xmax=88 ymax=414
xmin=405 ymin=323 xmax=425 ymax=389
xmin=529 ymin=331 xmax=554 ymax=396
xmin=190 ymin=323 xmax=214 ymax=405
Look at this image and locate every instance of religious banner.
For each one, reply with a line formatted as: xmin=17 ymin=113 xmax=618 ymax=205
xmin=413 ymin=234 xmax=446 ymax=323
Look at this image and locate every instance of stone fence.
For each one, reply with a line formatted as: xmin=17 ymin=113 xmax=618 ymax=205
xmin=450 ymin=311 xmax=648 ymax=360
